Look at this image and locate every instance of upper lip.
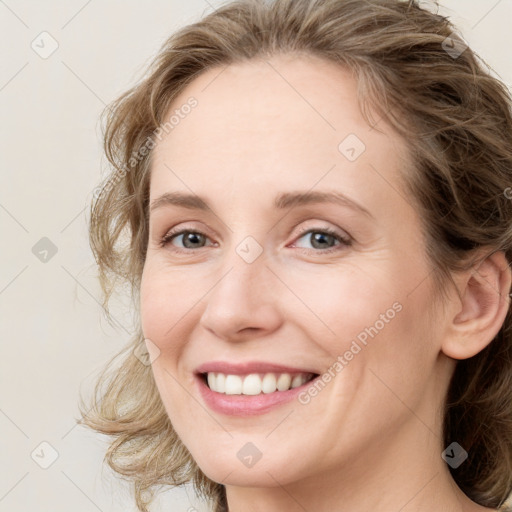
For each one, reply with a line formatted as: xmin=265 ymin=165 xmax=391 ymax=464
xmin=195 ymin=361 xmax=320 ymax=375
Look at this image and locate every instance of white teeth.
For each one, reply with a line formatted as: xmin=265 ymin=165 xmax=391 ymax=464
xmin=205 ymin=372 xmax=314 ymax=395
xmin=225 ymin=375 xmax=243 ymax=395
xmin=216 ymin=372 xmax=225 ymax=393
xmin=242 ymin=374 xmax=261 ymax=395
xmin=291 ymin=374 xmax=303 ymax=388
xmin=261 ymin=373 xmax=277 ymax=394
xmin=207 ymin=372 xmax=215 ymax=390
xmin=276 ymin=373 xmax=292 ymax=391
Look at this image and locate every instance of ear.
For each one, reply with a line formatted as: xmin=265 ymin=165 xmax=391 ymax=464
xmin=441 ymin=250 xmax=512 ymax=360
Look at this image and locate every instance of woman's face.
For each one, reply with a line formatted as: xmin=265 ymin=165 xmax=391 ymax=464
xmin=140 ymin=54 xmax=454 ymax=488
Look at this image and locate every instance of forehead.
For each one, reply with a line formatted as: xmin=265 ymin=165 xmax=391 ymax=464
xmin=149 ymin=53 xmax=411 ymax=204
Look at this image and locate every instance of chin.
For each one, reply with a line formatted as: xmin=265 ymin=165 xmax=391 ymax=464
xmin=181 ymin=432 xmax=312 ymax=488
xmin=195 ymin=455 xmax=295 ymax=488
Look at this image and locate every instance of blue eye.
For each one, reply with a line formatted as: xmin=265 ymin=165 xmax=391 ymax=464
xmin=159 ymin=230 xmax=212 ymax=250
xmin=292 ymin=228 xmax=351 ymax=253
xmin=159 ymin=227 xmax=352 ymax=253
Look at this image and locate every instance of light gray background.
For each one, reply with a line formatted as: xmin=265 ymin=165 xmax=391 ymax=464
xmin=1 ymin=1 xmax=511 ymax=511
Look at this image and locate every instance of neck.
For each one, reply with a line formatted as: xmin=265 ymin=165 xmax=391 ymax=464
xmin=223 ymin=417 xmax=491 ymax=512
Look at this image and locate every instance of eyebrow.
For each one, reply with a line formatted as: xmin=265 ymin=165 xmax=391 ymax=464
xmin=149 ymin=190 xmax=373 ymax=218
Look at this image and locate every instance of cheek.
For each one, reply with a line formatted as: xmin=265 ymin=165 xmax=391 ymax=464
xmin=139 ymin=265 xmax=198 ymax=426
xmin=139 ymin=262 xmax=193 ymax=361
xmin=287 ymin=263 xmax=404 ymax=350
xmin=140 ymin=260 xmax=190 ymax=327
xmin=292 ymin=260 xmax=436 ymax=390
xmin=140 ymin=271 xmax=167 ymax=341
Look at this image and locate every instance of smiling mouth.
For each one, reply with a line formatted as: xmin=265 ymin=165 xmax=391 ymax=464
xmin=201 ymin=371 xmax=319 ymax=395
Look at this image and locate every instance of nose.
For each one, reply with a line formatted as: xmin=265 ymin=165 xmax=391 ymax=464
xmin=198 ymin=250 xmax=283 ymax=342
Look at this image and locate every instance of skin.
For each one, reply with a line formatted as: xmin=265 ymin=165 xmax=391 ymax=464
xmin=139 ymin=53 xmax=511 ymax=512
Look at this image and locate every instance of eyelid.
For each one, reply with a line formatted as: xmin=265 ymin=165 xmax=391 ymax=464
xmin=159 ymin=221 xmax=218 ymax=243
xmin=159 ymin=226 xmax=215 ymax=249
xmin=291 ymin=223 xmax=351 ymax=244
xmin=159 ymin=221 xmax=352 ymax=253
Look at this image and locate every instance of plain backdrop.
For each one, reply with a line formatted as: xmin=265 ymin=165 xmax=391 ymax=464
xmin=1 ymin=1 xmax=511 ymax=511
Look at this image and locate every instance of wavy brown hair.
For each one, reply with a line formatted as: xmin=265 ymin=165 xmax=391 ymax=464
xmin=78 ymin=0 xmax=512 ymax=510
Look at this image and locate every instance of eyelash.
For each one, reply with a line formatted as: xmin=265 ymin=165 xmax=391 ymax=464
xmin=158 ymin=225 xmax=352 ymax=254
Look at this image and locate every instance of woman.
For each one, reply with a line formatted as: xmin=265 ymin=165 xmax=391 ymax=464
xmin=79 ymin=0 xmax=512 ymax=511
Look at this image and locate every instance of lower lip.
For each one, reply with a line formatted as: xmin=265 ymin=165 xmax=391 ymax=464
xmin=195 ymin=374 xmax=319 ymax=416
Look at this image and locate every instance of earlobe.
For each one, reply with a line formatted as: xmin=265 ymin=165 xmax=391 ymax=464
xmin=442 ymin=250 xmax=512 ymax=360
